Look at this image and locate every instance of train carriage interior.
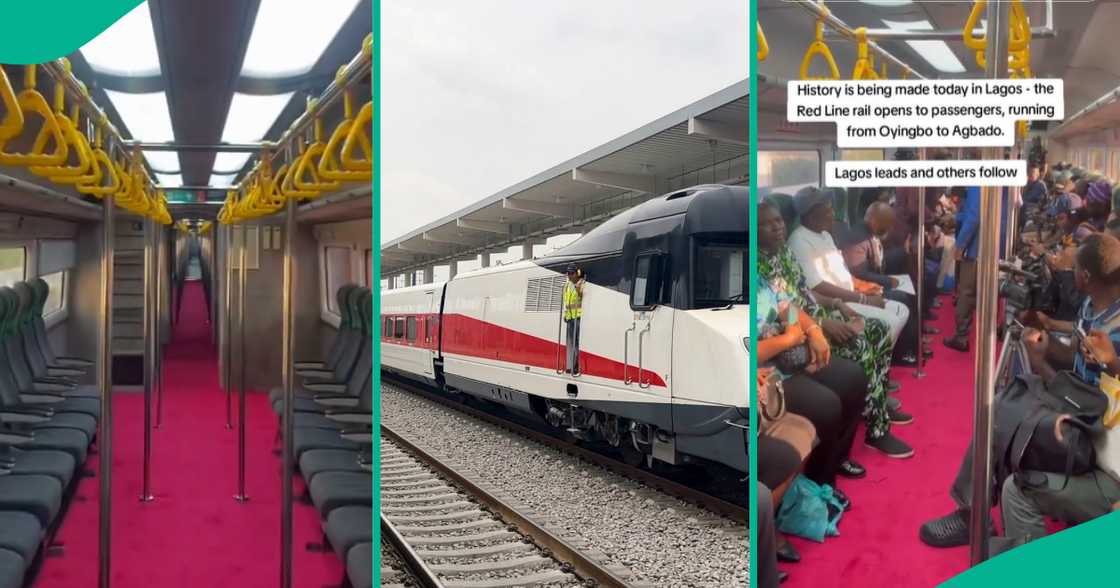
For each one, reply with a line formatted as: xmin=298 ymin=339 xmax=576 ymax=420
xmin=0 ymin=1 xmax=372 ymax=587
xmin=758 ymin=1 xmax=1120 ymax=586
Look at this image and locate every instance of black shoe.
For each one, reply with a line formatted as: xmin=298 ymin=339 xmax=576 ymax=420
xmin=838 ymin=459 xmax=865 ymax=479
xmin=932 ymin=298 xmax=943 ymax=309
xmin=925 ymin=311 xmax=939 ymax=321
xmin=865 ymin=431 xmax=914 ymax=458
xmin=893 ymin=354 xmax=919 ymax=367
xmin=776 ymin=541 xmax=800 ymax=563
xmin=943 ymin=336 xmax=969 ymax=352
xmin=888 ymin=405 xmax=913 ymax=425
xmin=920 ymin=509 xmax=970 ymax=548
xmin=832 ymin=487 xmax=851 ymax=511
xmin=779 ymin=571 xmax=789 ymax=583
xmin=923 ymin=324 xmax=941 ymax=335
xmin=923 ymin=347 xmax=935 ymax=359
xmin=887 ymin=396 xmax=902 ymax=411
xmin=886 ymin=379 xmax=902 ymax=394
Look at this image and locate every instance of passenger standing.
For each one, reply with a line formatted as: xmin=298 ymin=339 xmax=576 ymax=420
xmin=944 ymin=184 xmax=981 ymax=352
xmin=562 ymin=264 xmax=585 ymax=374
xmin=1022 ymin=165 xmax=1047 ymax=223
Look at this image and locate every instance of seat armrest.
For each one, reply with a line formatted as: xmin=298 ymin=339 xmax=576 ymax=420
xmin=0 ymin=430 xmax=33 ymax=445
xmin=20 ymin=392 xmax=65 ymax=404
xmin=339 ymin=428 xmax=372 ymax=443
xmin=325 ymin=410 xmax=371 ymax=424
xmin=33 ymin=381 xmax=75 ymax=393
xmin=55 ymin=357 xmax=94 ymax=367
xmin=0 ymin=408 xmax=53 ymax=423
xmin=313 ymin=394 xmax=359 ymax=408
xmin=297 ymin=368 xmax=335 ymax=379
xmin=305 ymin=382 xmax=346 ymax=393
xmin=47 ymin=367 xmax=85 ymax=378
xmin=294 ymin=361 xmax=327 ymax=370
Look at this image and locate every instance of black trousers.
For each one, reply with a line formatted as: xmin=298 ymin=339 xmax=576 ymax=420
xmin=757 ymin=483 xmax=781 ymax=588
xmin=885 ymin=288 xmax=921 ymax=358
xmin=782 ymin=357 xmax=867 ymax=487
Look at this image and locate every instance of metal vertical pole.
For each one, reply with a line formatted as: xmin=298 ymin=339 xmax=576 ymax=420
xmin=235 ymin=225 xmax=249 ymax=502
xmin=915 ymin=150 xmax=927 ymax=378
xmin=969 ymin=0 xmax=1010 ymax=566
xmin=280 ymin=200 xmax=297 ymax=588
xmin=224 ymin=225 xmax=234 ymax=429
xmin=156 ymin=225 xmax=164 ymax=429
xmin=141 ymin=218 xmax=154 ymax=502
xmin=98 ymin=195 xmax=115 ymax=588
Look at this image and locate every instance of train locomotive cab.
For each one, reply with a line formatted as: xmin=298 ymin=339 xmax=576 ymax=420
xmin=419 ymin=184 xmax=749 ymax=474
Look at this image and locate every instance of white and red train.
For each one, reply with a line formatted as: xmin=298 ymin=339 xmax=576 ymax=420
xmin=381 ymin=184 xmax=749 ymax=473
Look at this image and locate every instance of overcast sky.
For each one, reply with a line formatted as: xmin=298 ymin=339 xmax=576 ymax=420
xmin=381 ymin=1 xmax=748 ymax=246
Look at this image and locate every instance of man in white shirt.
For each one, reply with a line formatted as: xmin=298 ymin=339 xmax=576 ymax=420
xmin=787 ymin=187 xmax=911 ymax=351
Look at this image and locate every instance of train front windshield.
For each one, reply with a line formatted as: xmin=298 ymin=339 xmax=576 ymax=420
xmin=693 ymin=241 xmax=747 ymax=308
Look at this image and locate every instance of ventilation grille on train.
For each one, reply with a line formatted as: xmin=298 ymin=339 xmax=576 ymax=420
xmin=524 ymin=275 xmax=566 ymax=312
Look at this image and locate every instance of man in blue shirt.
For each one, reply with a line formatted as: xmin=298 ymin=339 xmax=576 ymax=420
xmin=945 ymin=185 xmax=982 ymax=352
xmin=1021 ymin=165 xmax=1047 ymax=223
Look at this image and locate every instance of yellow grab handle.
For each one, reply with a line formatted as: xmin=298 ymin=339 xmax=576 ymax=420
xmin=757 ymin=22 xmax=769 ymax=61
xmin=318 ymin=90 xmax=369 ymax=181
xmin=963 ymin=1 xmax=987 ymax=51
xmin=77 ymin=148 xmax=121 ymax=196
xmin=0 ymin=66 xmax=68 ymax=167
xmin=1009 ymin=0 xmax=1029 ymax=52
xmin=799 ymin=19 xmax=840 ymax=81
xmin=340 ymin=101 xmax=372 ymax=173
xmin=279 ymin=153 xmax=319 ymax=199
xmin=0 ymin=67 xmax=24 ymax=142
xmin=852 ymin=28 xmax=878 ymax=80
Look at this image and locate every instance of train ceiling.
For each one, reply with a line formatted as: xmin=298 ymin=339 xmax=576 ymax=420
xmin=758 ymin=1 xmax=1120 ymax=120
xmin=67 ymin=0 xmax=371 ymax=198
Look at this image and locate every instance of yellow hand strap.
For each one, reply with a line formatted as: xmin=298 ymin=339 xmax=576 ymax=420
xmin=799 ymin=16 xmax=840 ymax=81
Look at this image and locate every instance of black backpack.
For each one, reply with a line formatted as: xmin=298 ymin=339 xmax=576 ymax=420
xmin=992 ymin=371 xmax=1108 ymax=496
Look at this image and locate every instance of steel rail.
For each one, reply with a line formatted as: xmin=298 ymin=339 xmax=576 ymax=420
xmin=382 ymin=425 xmax=633 ymax=588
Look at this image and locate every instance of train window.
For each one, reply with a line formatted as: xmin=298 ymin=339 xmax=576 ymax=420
xmin=406 ymin=316 xmax=417 ymax=341
xmin=0 ymin=247 xmax=25 ymax=288
xmin=630 ymin=253 xmax=664 ymax=310
xmin=41 ymin=270 xmax=67 ymax=317
xmin=693 ymin=241 xmax=747 ymax=309
xmin=758 ymin=150 xmax=819 ymax=196
xmin=323 ymin=246 xmax=353 ymax=315
xmin=395 ymin=317 xmax=405 ymax=338
xmin=383 ymin=317 xmax=392 ymax=337
xmin=840 ymin=149 xmax=884 ymax=161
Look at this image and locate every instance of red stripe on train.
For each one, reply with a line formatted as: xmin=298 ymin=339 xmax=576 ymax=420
xmin=382 ymin=312 xmax=666 ymax=388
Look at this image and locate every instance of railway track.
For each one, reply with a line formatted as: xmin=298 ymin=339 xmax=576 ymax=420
xmin=380 ymin=426 xmax=634 ymax=588
xmin=382 ymin=374 xmax=748 ymax=525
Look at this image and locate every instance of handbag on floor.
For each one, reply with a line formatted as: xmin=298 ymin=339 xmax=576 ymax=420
xmin=775 ymin=475 xmax=844 ymax=542
xmin=1094 ymin=373 xmax=1120 ymax=481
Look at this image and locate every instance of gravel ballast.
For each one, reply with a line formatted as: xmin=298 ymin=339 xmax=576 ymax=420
xmin=381 ymin=384 xmax=749 ymax=587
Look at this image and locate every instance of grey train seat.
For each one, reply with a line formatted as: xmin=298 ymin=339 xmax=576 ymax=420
xmin=0 ymin=548 xmax=24 ymax=588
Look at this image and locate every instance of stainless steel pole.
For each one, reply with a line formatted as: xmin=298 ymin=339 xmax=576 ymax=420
xmin=98 ymin=195 xmax=115 ymax=588
xmin=156 ymin=225 xmax=164 ymax=429
xmin=141 ymin=218 xmax=154 ymax=502
xmin=969 ymin=0 xmax=1011 ymax=566
xmin=280 ymin=201 xmax=297 ymax=588
xmin=224 ymin=225 xmax=233 ymax=429
xmin=915 ymin=163 xmax=926 ymax=379
xmin=235 ymin=225 xmax=249 ymax=502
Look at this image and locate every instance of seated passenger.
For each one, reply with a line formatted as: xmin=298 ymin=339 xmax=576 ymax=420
xmin=757 ymin=482 xmax=787 ymax=587
xmin=1022 ymin=165 xmax=1047 ymax=222
xmin=787 ymin=187 xmax=918 ymax=365
xmin=919 ymin=234 xmax=1120 ymax=548
xmin=758 ymin=200 xmax=913 ymax=457
xmin=1076 ymin=181 xmax=1113 ymax=241
xmin=757 ymin=267 xmax=869 ymax=487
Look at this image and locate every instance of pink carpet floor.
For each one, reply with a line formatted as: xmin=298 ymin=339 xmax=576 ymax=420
xmin=783 ymin=294 xmax=979 ymax=587
xmin=36 ymin=281 xmax=344 ymax=587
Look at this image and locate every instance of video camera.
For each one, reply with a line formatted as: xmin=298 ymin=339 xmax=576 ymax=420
xmin=998 ymin=256 xmax=1050 ymax=321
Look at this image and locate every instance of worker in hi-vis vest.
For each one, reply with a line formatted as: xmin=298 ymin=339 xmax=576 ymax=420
xmin=563 ymin=263 xmax=585 ymax=374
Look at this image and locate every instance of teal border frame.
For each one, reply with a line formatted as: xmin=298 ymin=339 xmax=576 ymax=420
xmin=371 ymin=0 xmax=382 ymax=584
xmin=748 ymin=0 xmax=759 ymax=586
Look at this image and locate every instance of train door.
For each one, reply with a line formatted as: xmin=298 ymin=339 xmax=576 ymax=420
xmin=629 ymin=252 xmax=673 ymax=397
xmin=422 ymin=290 xmax=436 ymax=378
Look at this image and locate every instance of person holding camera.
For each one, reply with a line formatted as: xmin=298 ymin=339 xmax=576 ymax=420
xmin=919 ymin=234 xmax=1120 ymax=548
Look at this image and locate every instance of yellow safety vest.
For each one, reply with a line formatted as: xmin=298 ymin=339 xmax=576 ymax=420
xmin=563 ymin=280 xmax=582 ymax=320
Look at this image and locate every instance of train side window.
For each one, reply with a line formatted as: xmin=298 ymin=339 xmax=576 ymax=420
xmin=0 ymin=247 xmax=26 ymax=288
xmin=383 ymin=317 xmax=392 ymax=338
xmin=395 ymin=317 xmax=405 ymax=338
xmin=406 ymin=316 xmax=417 ymax=341
xmin=41 ymin=271 xmax=67 ymax=318
xmin=630 ymin=253 xmax=663 ymax=310
xmin=758 ymin=150 xmax=820 ymax=197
